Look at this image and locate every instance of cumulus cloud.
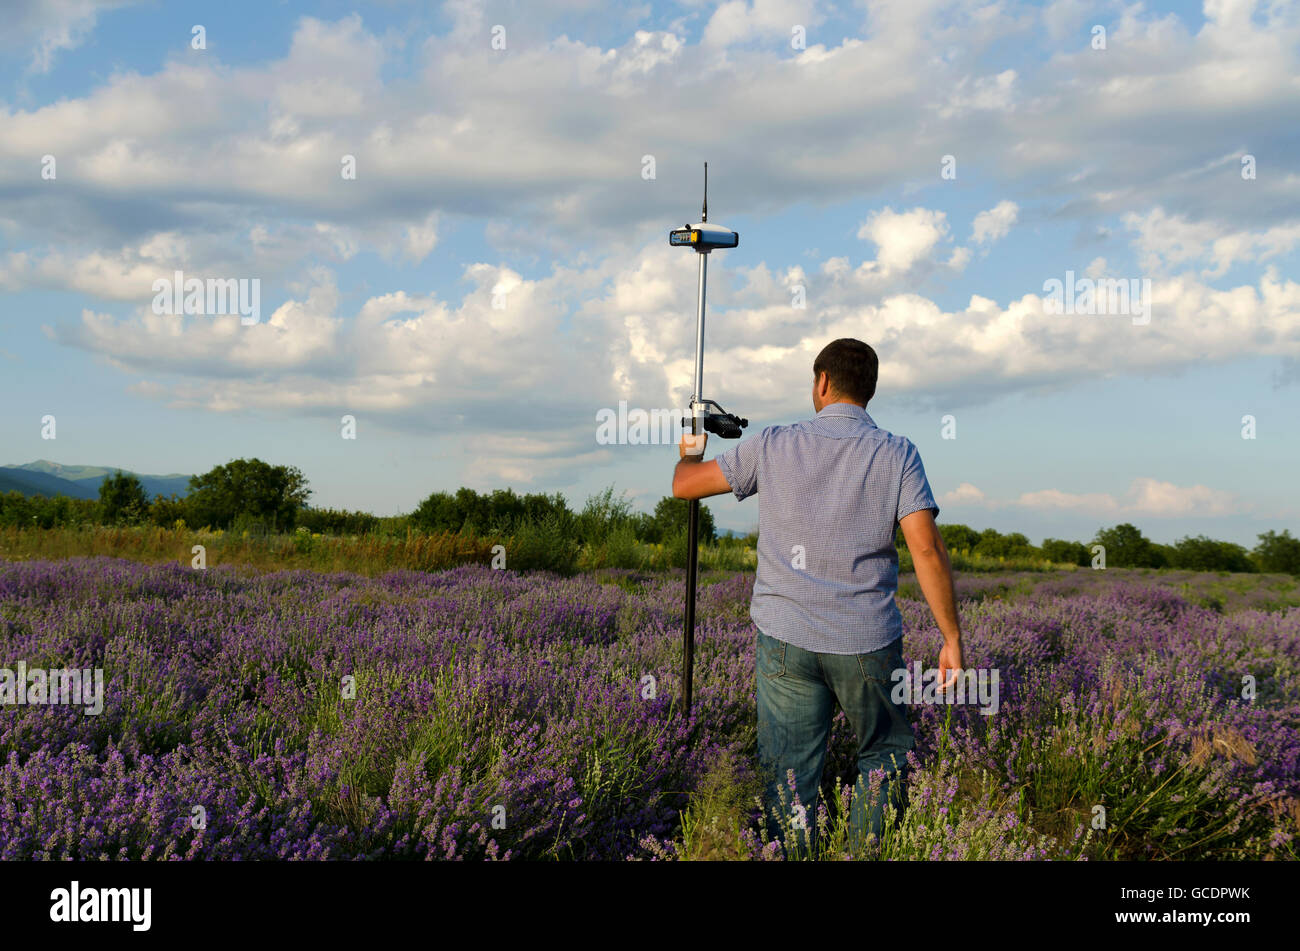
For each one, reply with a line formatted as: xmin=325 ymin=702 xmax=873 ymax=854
xmin=47 ymin=227 xmax=1300 ymax=440
xmin=856 ymin=207 xmax=951 ymax=275
xmin=702 ymin=0 xmax=824 ymax=49
xmin=944 ymin=478 xmax=1247 ymax=518
xmin=3 ymin=0 xmax=141 ymax=74
xmin=2 ymin=0 xmax=1294 ymax=259
xmin=1125 ymin=208 xmax=1300 ymax=278
xmin=939 ymin=482 xmax=985 ymax=506
xmin=7 ymin=3 xmax=1300 ymax=481
xmin=971 ymin=201 xmax=1019 ymax=244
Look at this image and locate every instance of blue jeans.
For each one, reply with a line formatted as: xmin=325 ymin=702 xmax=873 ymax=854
xmin=755 ymin=628 xmax=914 ymax=857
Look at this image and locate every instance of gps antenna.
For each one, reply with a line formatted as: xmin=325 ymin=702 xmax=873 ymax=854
xmin=667 ymin=164 xmax=746 ymax=719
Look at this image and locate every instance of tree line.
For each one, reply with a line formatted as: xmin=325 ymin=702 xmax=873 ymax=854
xmin=1 ymin=457 xmax=1297 ymax=575
xmin=0 ymin=460 xmax=714 ymax=549
xmin=916 ymin=521 xmax=1300 ymax=575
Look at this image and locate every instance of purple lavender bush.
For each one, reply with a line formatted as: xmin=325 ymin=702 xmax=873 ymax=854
xmin=0 ymin=557 xmax=1295 ymax=860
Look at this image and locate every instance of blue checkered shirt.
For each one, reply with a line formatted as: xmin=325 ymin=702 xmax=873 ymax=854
xmin=714 ymin=402 xmax=939 ymax=655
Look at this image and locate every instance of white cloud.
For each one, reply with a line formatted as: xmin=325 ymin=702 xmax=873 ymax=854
xmin=3 ymin=0 xmax=140 ymax=74
xmin=856 ymin=207 xmax=951 ymax=275
xmin=8 ymin=4 xmax=1300 ymax=480
xmin=1123 ymin=477 xmax=1242 ymax=517
xmin=1017 ymin=488 xmax=1120 ymax=513
xmin=939 ymin=482 xmax=986 ymax=505
xmin=971 ymin=200 xmax=1019 ymax=244
xmin=949 ymin=479 xmax=1246 ymax=518
xmin=937 ymin=69 xmax=1018 ymax=119
xmin=48 ymin=233 xmax=1300 ymax=441
xmin=0 ymin=2 xmax=1296 ymax=259
xmin=1125 ymin=208 xmax=1300 ymax=278
xmin=702 ymin=0 xmax=824 ymax=49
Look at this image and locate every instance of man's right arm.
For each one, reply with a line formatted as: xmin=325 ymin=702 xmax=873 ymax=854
xmin=898 ymin=508 xmax=963 ymax=685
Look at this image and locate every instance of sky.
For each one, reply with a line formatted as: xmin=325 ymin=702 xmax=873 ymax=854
xmin=0 ymin=0 xmax=1297 ymax=546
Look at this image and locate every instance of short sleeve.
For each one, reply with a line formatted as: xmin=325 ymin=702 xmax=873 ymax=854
xmin=896 ymin=439 xmax=939 ymax=522
xmin=714 ymin=429 xmax=763 ymax=501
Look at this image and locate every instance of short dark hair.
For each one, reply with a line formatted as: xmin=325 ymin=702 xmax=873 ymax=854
xmin=813 ymin=338 xmax=879 ymax=405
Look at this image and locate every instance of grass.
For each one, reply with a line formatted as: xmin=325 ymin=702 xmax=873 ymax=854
xmin=0 ymin=524 xmax=757 ymax=576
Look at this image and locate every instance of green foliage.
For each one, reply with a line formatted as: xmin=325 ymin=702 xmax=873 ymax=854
xmin=98 ymin=470 xmax=149 ymax=525
xmin=1253 ymin=530 xmax=1300 ymax=575
xmin=1092 ymin=523 xmax=1166 ymax=568
xmin=147 ymin=493 xmax=188 ymax=527
xmin=938 ymin=523 xmax=981 ymax=552
xmin=410 ymin=486 xmax=573 ymax=537
xmin=1166 ymin=535 xmax=1255 ymax=573
xmin=1041 ymin=538 xmax=1090 ymax=566
xmin=505 ymin=513 xmax=581 ymax=574
xmin=973 ymin=528 xmax=1035 ymax=559
xmin=651 ymin=496 xmax=716 ymax=544
xmin=296 ymin=507 xmax=381 ymax=535
xmin=0 ymin=491 xmax=98 ymax=529
xmin=574 ymin=486 xmax=635 ymax=546
xmin=7 ymin=458 xmax=1294 ymax=584
xmin=185 ymin=458 xmax=311 ymax=531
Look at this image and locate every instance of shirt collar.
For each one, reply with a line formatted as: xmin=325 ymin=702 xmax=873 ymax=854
xmin=814 ymin=402 xmax=876 ymax=426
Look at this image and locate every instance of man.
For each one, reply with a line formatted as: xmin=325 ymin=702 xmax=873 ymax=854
xmin=672 ymin=337 xmax=964 ymax=857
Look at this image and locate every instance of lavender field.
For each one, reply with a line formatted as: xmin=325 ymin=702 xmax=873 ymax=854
xmin=0 ymin=557 xmax=1296 ymax=860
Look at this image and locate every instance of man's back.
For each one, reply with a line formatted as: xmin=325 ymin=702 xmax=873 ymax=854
xmin=715 ymin=401 xmax=939 ymax=655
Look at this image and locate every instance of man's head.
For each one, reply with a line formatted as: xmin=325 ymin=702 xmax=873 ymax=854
xmin=812 ymin=338 xmax=878 ymax=411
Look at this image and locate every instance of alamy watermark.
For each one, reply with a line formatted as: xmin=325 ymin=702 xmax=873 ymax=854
xmin=152 ymin=270 xmax=260 ymax=325
xmin=891 ymin=663 xmax=999 ymax=715
xmin=596 ymin=400 xmax=690 ymax=445
xmin=50 ymin=881 xmax=150 ymax=931
xmin=0 ymin=663 xmax=104 ymax=715
xmin=1042 ymin=270 xmax=1151 ymax=325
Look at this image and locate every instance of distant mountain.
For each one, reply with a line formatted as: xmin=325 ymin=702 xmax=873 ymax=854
xmin=0 ymin=467 xmax=98 ymax=499
xmin=1 ymin=461 xmax=194 ymax=500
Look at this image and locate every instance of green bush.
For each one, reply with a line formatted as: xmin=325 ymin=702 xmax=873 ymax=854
xmin=1092 ymin=523 xmax=1166 ymax=568
xmin=411 ymin=487 xmax=574 ymax=538
xmin=186 ymin=458 xmax=310 ymax=531
xmin=0 ymin=491 xmax=98 ymax=529
xmin=1253 ymin=530 xmax=1300 ymax=575
xmin=651 ymin=496 xmax=715 ymax=544
xmin=1167 ymin=535 xmax=1255 ymax=573
xmin=147 ymin=493 xmax=189 ymax=527
xmin=575 ymin=486 xmax=636 ymax=547
xmin=504 ymin=513 xmax=580 ymax=574
xmin=1042 ymin=538 xmax=1090 ymax=566
xmin=98 ymin=471 xmax=148 ymax=525
xmin=296 ymin=507 xmax=381 ymax=535
xmin=939 ymin=523 xmax=981 ymax=552
xmin=584 ymin=520 xmax=644 ymax=570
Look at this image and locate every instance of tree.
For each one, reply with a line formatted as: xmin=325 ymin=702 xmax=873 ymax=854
xmin=148 ymin=493 xmax=189 ymax=528
xmin=938 ymin=523 xmax=981 ymax=552
xmin=1167 ymin=535 xmax=1254 ymax=573
xmin=185 ymin=459 xmax=311 ymax=531
xmin=973 ymin=528 xmax=1035 ymax=559
xmin=99 ymin=471 xmax=148 ymax=525
xmin=1253 ymin=530 xmax=1300 ymax=575
xmin=652 ymin=496 xmax=715 ymax=543
xmin=411 ymin=488 xmax=478 ymax=534
xmin=409 ymin=487 xmax=572 ymax=536
xmin=1042 ymin=538 xmax=1090 ymax=566
xmin=575 ymin=485 xmax=635 ymax=546
xmin=1093 ymin=523 xmax=1166 ymax=568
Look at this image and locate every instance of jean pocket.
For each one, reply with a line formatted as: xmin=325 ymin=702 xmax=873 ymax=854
xmin=857 ymin=639 xmax=904 ymax=686
xmin=756 ymin=631 xmax=787 ymax=680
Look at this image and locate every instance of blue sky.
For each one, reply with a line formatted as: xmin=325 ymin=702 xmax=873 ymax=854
xmin=1 ymin=0 xmax=1297 ymax=546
